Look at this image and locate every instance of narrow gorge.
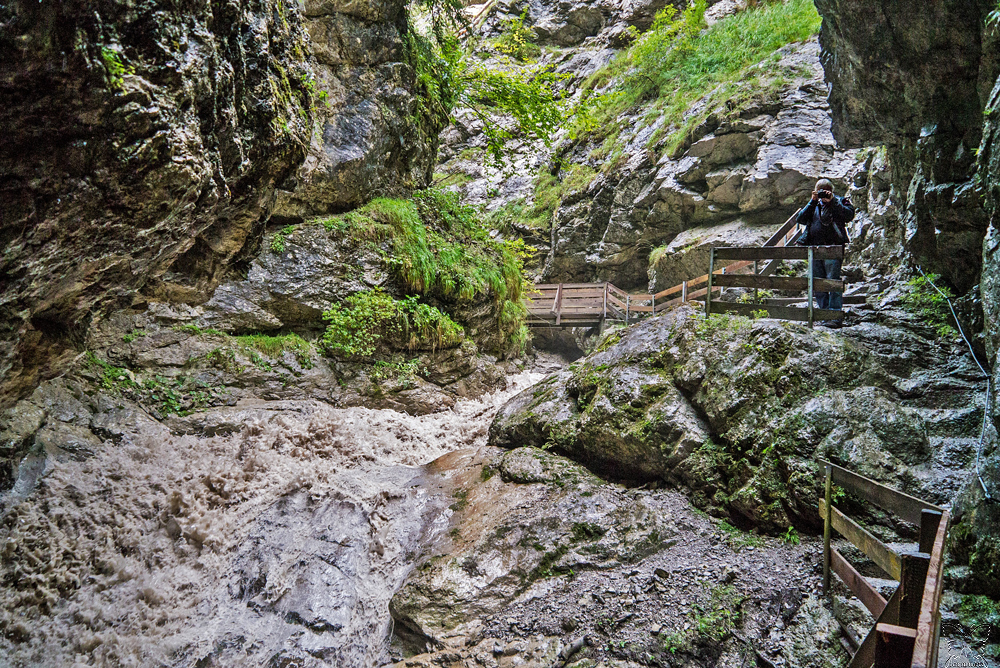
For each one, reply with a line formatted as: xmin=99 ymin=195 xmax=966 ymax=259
xmin=1 ymin=0 xmax=999 ymax=667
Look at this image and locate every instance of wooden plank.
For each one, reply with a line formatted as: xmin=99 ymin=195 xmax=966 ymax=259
xmin=762 ymin=213 xmax=799 ymax=247
xmin=874 ymin=624 xmax=916 ymax=668
xmin=712 ymin=245 xmax=844 ymax=261
xmin=654 ymin=284 xmax=684 ymax=299
xmin=849 ymin=584 xmax=903 ymax=668
xmin=831 ymin=547 xmax=887 ymax=617
xmin=627 ymin=304 xmax=655 ymax=313
xmin=708 ymin=301 xmax=845 ymax=322
xmin=608 ymin=295 xmax=627 ymax=310
xmin=820 ymin=498 xmax=901 ymax=580
xmin=911 ymin=511 xmax=949 ymax=668
xmin=819 ymin=460 xmax=944 ymax=525
xmin=713 ymin=274 xmax=845 ymax=293
xmin=824 ymin=464 xmax=833 ymax=595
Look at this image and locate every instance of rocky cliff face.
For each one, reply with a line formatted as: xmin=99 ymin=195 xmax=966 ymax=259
xmin=0 ymin=0 xmax=314 ymax=408
xmin=813 ymin=0 xmax=997 ymax=294
xmin=272 ymin=0 xmax=446 ymax=221
xmin=787 ymin=0 xmax=1000 ymax=598
xmin=543 ymin=40 xmax=857 ymax=292
xmin=491 ymin=300 xmax=986 ymax=532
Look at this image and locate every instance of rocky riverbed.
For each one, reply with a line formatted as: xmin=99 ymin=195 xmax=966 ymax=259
xmin=0 ymin=347 xmax=849 ymax=668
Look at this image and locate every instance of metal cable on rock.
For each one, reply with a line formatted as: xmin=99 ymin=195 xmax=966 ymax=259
xmin=915 ymin=266 xmax=994 ymax=501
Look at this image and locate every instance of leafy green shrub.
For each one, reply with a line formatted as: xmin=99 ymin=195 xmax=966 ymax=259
xmin=101 ymin=46 xmax=133 ymax=91
xmin=270 ymin=225 xmax=296 ymax=254
xmin=901 ymin=274 xmax=957 ymax=338
xmin=85 ymin=352 xmax=137 ymax=392
xmin=574 ymin=0 xmax=821 ymax=158
xmin=322 ymin=290 xmax=400 ymax=358
xmin=493 ymin=11 xmax=541 ymax=61
xmin=322 ymin=289 xmax=465 ymax=359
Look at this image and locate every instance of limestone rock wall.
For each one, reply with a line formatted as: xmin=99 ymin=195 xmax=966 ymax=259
xmin=813 ymin=0 xmax=997 ymax=294
xmin=812 ymin=0 xmax=1000 ymax=597
xmin=272 ymin=0 xmax=445 ymax=220
xmin=0 ymin=0 xmax=314 ymax=408
xmin=542 ymin=40 xmax=857 ymax=292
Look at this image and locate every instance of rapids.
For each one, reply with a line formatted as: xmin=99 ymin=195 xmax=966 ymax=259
xmin=0 ymin=365 xmax=551 ymax=667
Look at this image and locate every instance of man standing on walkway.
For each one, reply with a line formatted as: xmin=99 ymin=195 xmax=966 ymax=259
xmin=796 ymin=178 xmax=855 ymax=310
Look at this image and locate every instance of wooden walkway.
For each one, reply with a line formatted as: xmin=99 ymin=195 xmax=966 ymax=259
xmin=526 ymin=213 xmax=837 ymax=328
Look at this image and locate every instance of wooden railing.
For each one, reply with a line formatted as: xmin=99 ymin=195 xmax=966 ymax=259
xmin=706 ymin=245 xmax=845 ymax=327
xmin=648 ymin=212 xmax=802 ymax=312
xmin=457 ymin=0 xmax=496 ymax=37
xmin=818 ymin=460 xmax=949 ymax=668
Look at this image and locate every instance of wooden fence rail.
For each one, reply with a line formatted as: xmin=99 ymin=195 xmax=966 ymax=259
xmin=818 ymin=460 xmax=949 ymax=668
xmin=706 ymin=244 xmax=845 ymax=328
xmin=524 ymin=212 xmax=856 ymax=328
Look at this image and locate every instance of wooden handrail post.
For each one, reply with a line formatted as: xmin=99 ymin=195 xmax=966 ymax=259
xmin=918 ymin=510 xmax=943 ymax=554
xmin=899 ymin=552 xmax=931 ymax=629
xmin=807 ymin=246 xmax=814 ymax=328
xmin=706 ymin=248 xmax=715 ymax=317
xmin=824 ymin=463 xmax=832 ymax=594
xmin=754 ymin=259 xmax=759 ymax=304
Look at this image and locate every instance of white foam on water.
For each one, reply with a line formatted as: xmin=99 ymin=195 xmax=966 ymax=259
xmin=0 ymin=368 xmax=547 ymax=667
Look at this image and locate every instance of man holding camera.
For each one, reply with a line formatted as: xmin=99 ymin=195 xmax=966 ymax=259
xmin=795 ymin=178 xmax=855 ymax=310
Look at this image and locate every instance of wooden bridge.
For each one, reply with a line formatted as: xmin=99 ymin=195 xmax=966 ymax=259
xmin=526 ymin=213 xmax=858 ymax=328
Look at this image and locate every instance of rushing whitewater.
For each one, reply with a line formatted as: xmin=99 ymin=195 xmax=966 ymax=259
xmin=0 ymin=369 xmax=547 ymax=668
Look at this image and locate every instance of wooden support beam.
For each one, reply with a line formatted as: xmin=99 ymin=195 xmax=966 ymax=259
xmin=820 ymin=499 xmax=901 ymax=580
xmin=899 ymin=552 xmax=931 ymax=629
xmin=831 ymin=547 xmax=887 ymax=617
xmin=818 ymin=460 xmax=944 ymax=525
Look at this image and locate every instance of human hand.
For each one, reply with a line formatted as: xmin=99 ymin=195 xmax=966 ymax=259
xmin=818 ymin=190 xmax=833 ymax=202
xmin=811 ymin=190 xmax=819 ymax=202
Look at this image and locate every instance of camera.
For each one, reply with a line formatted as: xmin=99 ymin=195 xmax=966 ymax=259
xmin=817 ymin=190 xmax=833 ymax=199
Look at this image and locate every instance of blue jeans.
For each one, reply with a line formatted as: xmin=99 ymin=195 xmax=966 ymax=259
xmin=811 ymin=258 xmax=843 ymax=310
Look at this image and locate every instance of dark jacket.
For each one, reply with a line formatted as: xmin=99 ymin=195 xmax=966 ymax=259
xmin=796 ymin=195 xmax=855 ymax=246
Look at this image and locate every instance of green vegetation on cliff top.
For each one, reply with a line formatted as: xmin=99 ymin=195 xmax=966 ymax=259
xmin=575 ymin=0 xmax=821 ymax=159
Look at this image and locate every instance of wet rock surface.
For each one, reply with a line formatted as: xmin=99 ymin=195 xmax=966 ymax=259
xmin=491 ymin=301 xmax=989 ymax=531
xmin=386 ymin=446 xmax=841 ymax=668
xmin=273 ymin=0 xmax=443 ymax=220
xmin=0 ymin=0 xmax=314 ymax=408
xmin=0 ymin=359 xmax=545 ymax=667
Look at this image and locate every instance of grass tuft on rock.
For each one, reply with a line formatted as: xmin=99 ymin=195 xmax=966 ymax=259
xmin=319 ymin=188 xmax=529 ymax=354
